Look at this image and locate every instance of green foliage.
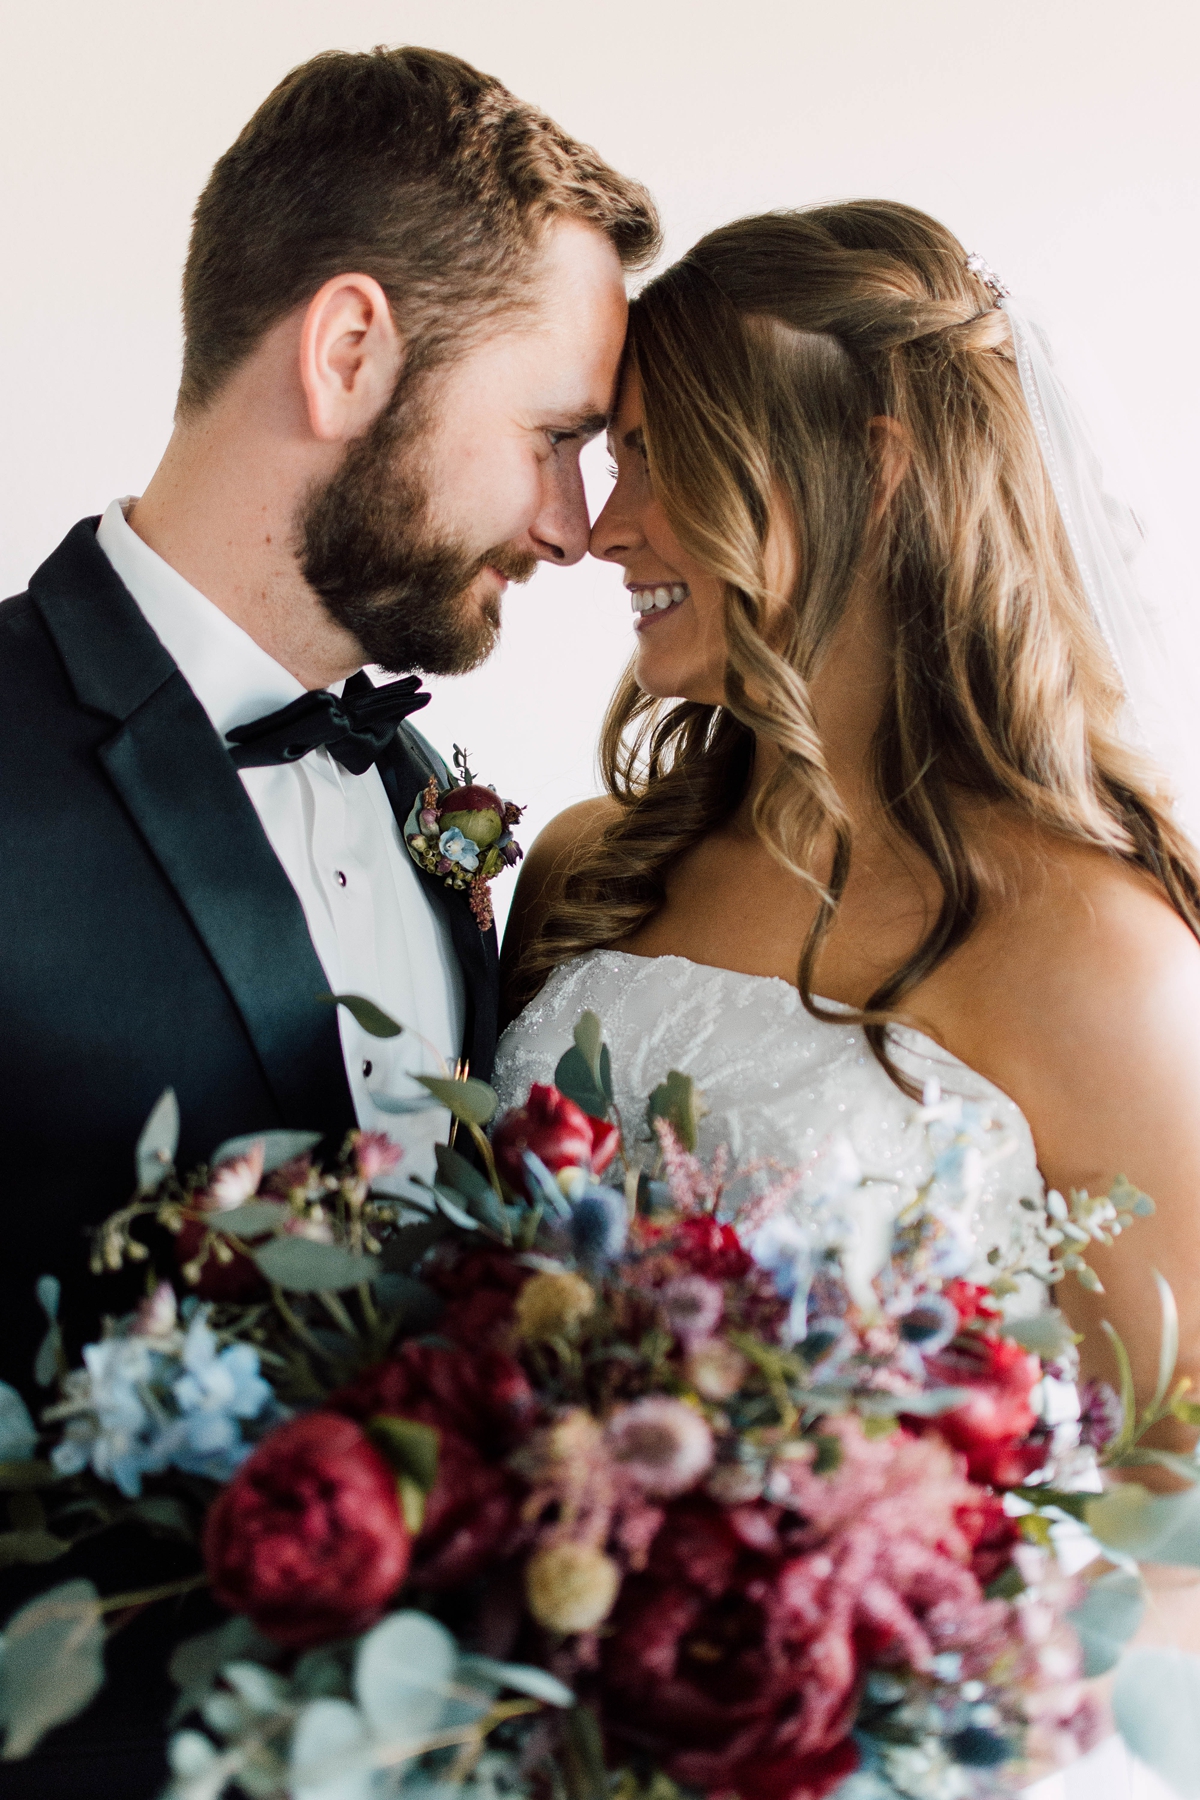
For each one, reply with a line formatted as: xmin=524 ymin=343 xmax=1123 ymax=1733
xmin=646 ymin=1070 xmax=705 ymax=1154
xmin=554 ymin=1012 xmax=613 ymax=1120
xmin=209 ymin=1131 xmax=323 ymax=1174
xmin=0 ymin=1579 xmax=105 ymax=1759
xmin=415 ymin=1075 xmax=498 ymax=1127
xmin=136 ymin=1087 xmax=179 ymax=1194
xmin=1113 ymin=1648 xmax=1200 ymax=1796
xmin=1085 ymin=1480 xmax=1200 ymax=1565
xmin=0 ymin=1387 xmax=36 ymax=1463
xmin=253 ymin=1237 xmax=381 ymax=1294
xmin=325 ymin=994 xmax=404 ymax=1039
xmin=33 ymin=1276 xmax=63 ymax=1390
xmin=365 ymin=1418 xmax=440 ymax=1493
xmin=1069 ymin=1569 xmax=1147 ymax=1676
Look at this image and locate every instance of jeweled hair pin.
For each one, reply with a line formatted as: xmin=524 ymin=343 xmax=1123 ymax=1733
xmin=965 ymin=252 xmax=1010 ymax=302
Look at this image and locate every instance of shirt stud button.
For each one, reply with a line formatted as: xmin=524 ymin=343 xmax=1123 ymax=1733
xmin=362 ymin=1059 xmax=373 ymax=1078
xmin=334 ymin=869 xmax=347 ymax=887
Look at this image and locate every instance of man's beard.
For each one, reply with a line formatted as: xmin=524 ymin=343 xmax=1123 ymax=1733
xmin=298 ymin=386 xmax=537 ymax=677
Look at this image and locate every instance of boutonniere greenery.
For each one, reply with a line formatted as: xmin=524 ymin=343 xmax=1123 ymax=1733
xmin=403 ymin=746 xmax=524 ymax=931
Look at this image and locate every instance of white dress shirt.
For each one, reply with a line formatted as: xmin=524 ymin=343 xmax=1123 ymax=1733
xmin=96 ymin=497 xmax=464 ymax=1191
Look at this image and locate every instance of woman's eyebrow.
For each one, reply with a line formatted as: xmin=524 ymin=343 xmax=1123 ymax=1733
xmin=622 ymin=426 xmax=646 ymax=450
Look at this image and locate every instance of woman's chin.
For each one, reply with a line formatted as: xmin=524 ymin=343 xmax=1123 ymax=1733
xmin=634 ymin=651 xmax=723 ymax=706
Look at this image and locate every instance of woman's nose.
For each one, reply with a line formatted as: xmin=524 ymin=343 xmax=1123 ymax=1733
xmin=589 ymin=486 xmax=641 ymax=563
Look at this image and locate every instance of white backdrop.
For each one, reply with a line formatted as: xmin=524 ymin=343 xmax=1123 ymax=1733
xmin=2 ymin=0 xmax=1197 ymax=931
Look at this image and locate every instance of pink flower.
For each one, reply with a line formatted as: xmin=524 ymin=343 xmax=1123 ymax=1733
xmin=606 ymin=1397 xmax=713 ymax=1498
xmin=130 ymin=1281 xmax=178 ymax=1338
xmin=205 ymin=1141 xmax=265 ymax=1212
xmin=352 ymin=1130 xmax=403 ymax=1184
xmin=659 ymin=1275 xmax=724 ymax=1348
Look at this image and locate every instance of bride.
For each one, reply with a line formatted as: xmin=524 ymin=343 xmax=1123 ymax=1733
xmin=494 ymin=198 xmax=1200 ymax=1444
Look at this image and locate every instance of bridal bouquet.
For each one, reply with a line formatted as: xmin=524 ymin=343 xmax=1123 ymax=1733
xmin=2 ymin=1003 xmax=1198 ymax=1800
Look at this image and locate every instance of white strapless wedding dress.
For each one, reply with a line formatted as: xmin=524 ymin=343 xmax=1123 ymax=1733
xmin=494 ymin=947 xmax=1047 ymax=1286
xmin=496 ymin=947 xmax=1165 ymax=1800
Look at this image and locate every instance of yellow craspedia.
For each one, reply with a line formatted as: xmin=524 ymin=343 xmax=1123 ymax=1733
xmin=515 ymin=1270 xmax=596 ymax=1343
xmin=525 ymin=1542 xmax=620 ymax=1634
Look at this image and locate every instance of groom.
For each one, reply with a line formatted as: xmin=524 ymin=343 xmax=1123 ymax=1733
xmin=0 ymin=48 xmax=653 ymax=1791
xmin=0 ymin=47 xmax=656 ymax=1401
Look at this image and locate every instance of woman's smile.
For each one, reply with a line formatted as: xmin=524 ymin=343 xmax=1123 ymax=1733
xmin=628 ymin=579 xmax=689 ymax=627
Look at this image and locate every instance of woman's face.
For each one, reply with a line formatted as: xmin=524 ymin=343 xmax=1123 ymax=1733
xmin=589 ymin=367 xmax=729 ymax=705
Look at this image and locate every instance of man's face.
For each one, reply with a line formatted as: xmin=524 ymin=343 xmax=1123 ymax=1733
xmin=299 ymin=217 xmax=629 ymax=676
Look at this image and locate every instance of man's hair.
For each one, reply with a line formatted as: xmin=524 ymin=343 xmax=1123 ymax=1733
xmin=178 ymin=45 xmax=661 ymax=415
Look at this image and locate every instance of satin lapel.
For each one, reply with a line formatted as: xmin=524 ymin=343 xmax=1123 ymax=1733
xmin=30 ymin=521 xmax=355 ymax=1131
xmin=377 ymin=723 xmax=500 ymax=1083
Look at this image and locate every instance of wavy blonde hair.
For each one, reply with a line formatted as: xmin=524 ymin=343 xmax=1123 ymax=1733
xmin=517 ymin=200 xmax=1200 ymax=1085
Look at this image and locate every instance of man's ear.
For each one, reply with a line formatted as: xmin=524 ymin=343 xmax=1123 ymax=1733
xmin=868 ymin=415 xmax=911 ymax=519
xmin=298 ymin=274 xmax=403 ymax=443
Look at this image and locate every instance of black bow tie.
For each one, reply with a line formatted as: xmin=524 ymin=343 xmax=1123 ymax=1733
xmin=226 ymin=671 xmax=431 ymax=776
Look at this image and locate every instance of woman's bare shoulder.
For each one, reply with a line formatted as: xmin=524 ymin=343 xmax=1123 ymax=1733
xmin=934 ymin=823 xmax=1200 ymax=1183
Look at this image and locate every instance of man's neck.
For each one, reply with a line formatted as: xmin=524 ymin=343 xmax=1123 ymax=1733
xmin=128 ymin=416 xmax=364 ymax=693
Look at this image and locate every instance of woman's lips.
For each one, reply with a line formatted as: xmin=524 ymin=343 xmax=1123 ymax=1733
xmin=629 ymin=581 xmax=688 ymax=629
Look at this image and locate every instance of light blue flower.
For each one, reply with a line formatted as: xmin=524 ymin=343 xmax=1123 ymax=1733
xmin=438 ymin=827 xmax=479 ymax=873
xmin=49 ymin=1309 xmax=272 ymax=1496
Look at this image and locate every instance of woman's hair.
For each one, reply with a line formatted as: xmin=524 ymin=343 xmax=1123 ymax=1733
xmin=517 ymin=200 xmax=1200 ymax=1087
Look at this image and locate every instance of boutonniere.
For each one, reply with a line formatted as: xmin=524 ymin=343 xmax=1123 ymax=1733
xmin=403 ymin=746 xmax=524 ymax=931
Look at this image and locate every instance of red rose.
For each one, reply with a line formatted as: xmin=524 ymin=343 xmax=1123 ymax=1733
xmin=203 ymin=1413 xmax=409 ymax=1648
xmin=672 ymin=1216 xmax=754 ymax=1283
xmin=942 ymin=1280 xmax=1003 ymax=1328
xmin=917 ymin=1332 xmax=1048 ymax=1488
xmin=954 ymin=1490 xmax=1022 ymax=1588
xmin=492 ymin=1084 xmax=619 ymax=1198
xmin=334 ymin=1341 xmax=537 ymax=1588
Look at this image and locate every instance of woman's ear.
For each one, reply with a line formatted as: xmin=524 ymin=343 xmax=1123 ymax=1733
xmin=868 ymin=415 xmax=911 ymax=519
xmin=298 ymin=274 xmax=404 ymax=443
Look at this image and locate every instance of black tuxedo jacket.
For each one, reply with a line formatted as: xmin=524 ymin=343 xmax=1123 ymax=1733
xmin=0 ymin=517 xmax=499 ymax=1385
xmin=0 ymin=519 xmax=501 ymax=1795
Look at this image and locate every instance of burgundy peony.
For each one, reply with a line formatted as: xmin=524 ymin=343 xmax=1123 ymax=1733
xmin=492 ymin=1084 xmax=619 ymax=1198
xmin=600 ymin=1497 xmax=860 ymax=1800
xmin=203 ymin=1412 xmax=410 ymax=1648
xmin=671 ymin=1215 xmax=755 ymax=1283
xmin=335 ymin=1341 xmax=538 ymax=1587
xmin=917 ymin=1331 xmax=1049 ymax=1488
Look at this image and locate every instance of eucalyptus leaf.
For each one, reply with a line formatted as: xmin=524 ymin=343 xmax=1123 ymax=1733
xmin=289 ymin=1697 xmax=373 ymax=1800
xmin=209 ymin=1200 xmax=291 ymax=1237
xmin=553 ymin=1045 xmax=607 ymax=1120
xmin=0 ymin=1578 xmax=105 ymax=1759
xmin=1113 ymin=1647 xmax=1200 ymax=1796
xmin=136 ymin=1087 xmax=179 ymax=1194
xmin=647 ymin=1070 xmax=705 ymax=1155
xmin=168 ymin=1616 xmax=279 ymax=1727
xmin=431 ymin=1192 xmax=479 ymax=1232
xmin=521 ymin=1153 xmax=573 ymax=1218
xmin=0 ymin=1530 xmax=68 ymax=1570
xmin=0 ymin=1386 xmax=37 ymax=1463
xmin=253 ymin=1237 xmax=380 ymax=1294
xmin=370 ymin=1274 xmax=444 ymax=1333
xmin=1151 ymin=1269 xmax=1181 ymax=1416
xmin=573 ymin=1012 xmax=603 ymax=1085
xmin=434 ymin=1144 xmax=497 ymax=1210
xmin=1003 ymin=1312 xmax=1079 ymax=1359
xmin=415 ymin=1076 xmax=497 ymax=1127
xmin=221 ymin=1660 xmax=289 ymax=1715
xmin=33 ymin=1277 xmax=63 ymax=1390
xmin=456 ymin=1655 xmax=574 ymax=1708
xmin=325 ymin=994 xmax=404 ymax=1039
xmin=1085 ymin=1480 xmax=1200 ymax=1565
xmin=353 ymin=1610 xmax=455 ymax=1745
xmin=888 ymin=1387 xmax=972 ymax=1416
xmin=371 ymin=1094 xmax=442 ymax=1116
xmin=379 ymin=1221 xmax=451 ymax=1272
xmin=1069 ymin=1569 xmax=1147 ymax=1676
xmin=210 ymin=1131 xmax=323 ymax=1175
